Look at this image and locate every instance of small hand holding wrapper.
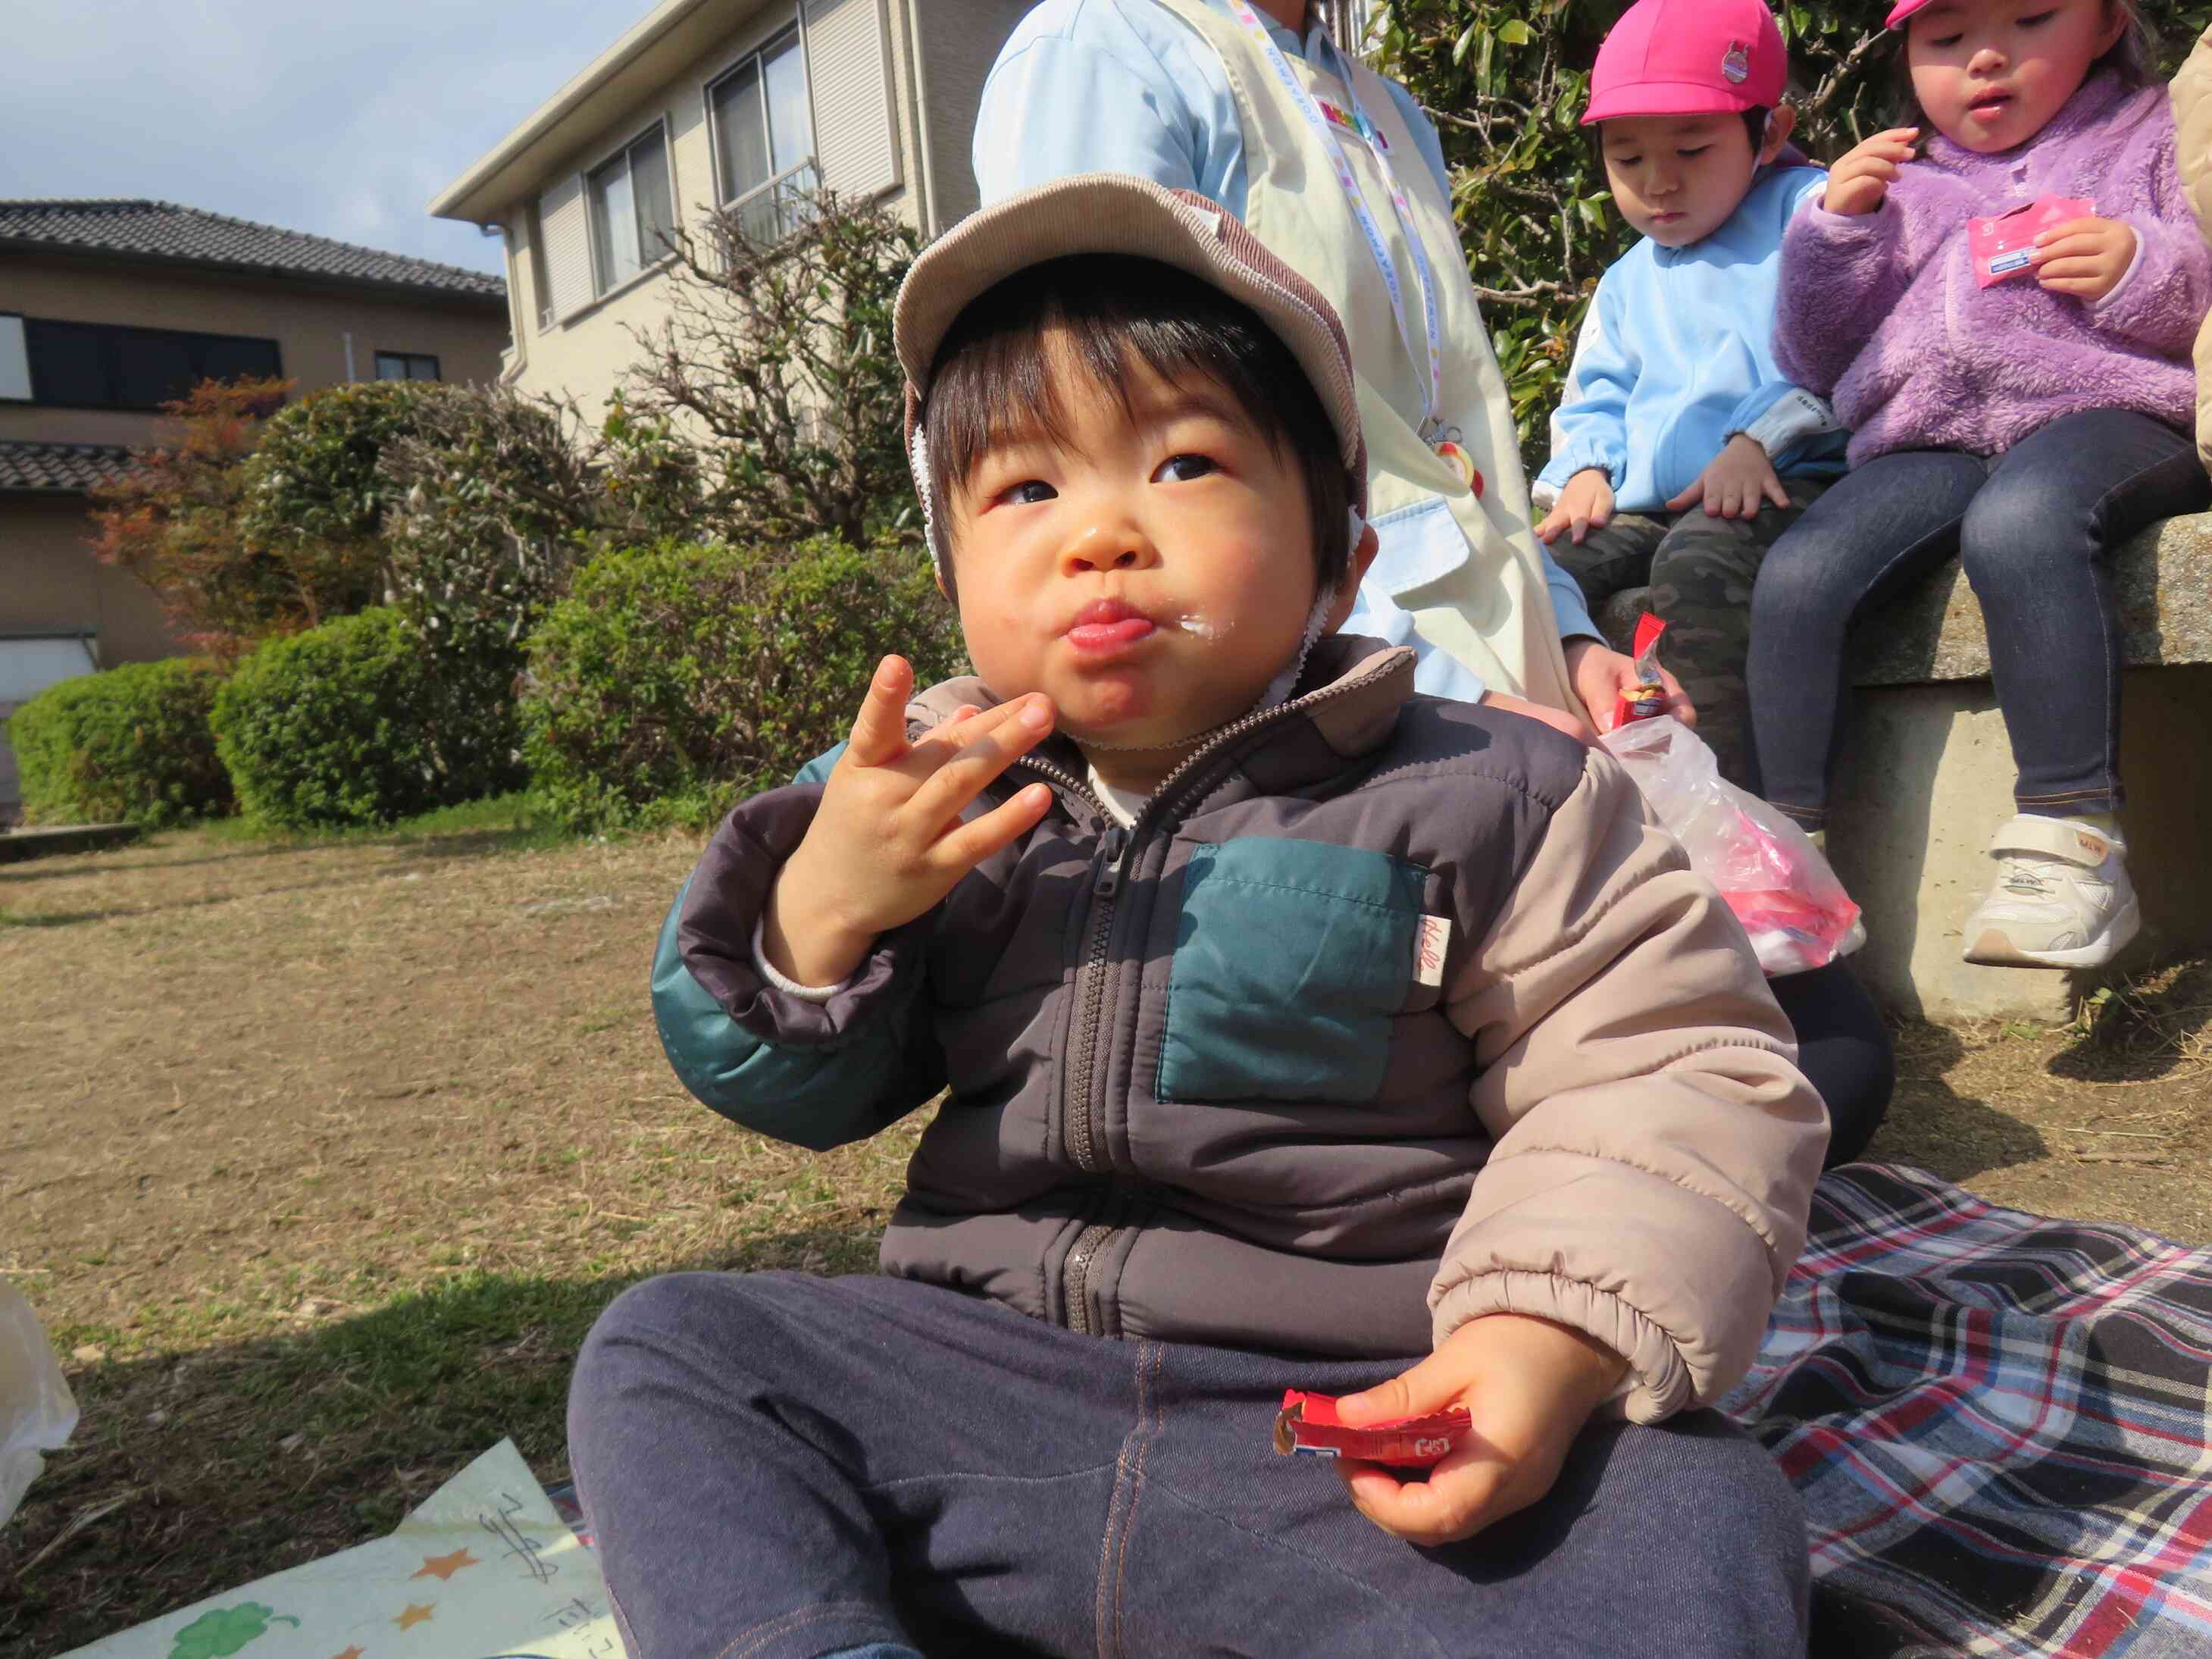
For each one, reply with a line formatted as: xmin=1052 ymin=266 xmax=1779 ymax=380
xmin=1612 ymin=613 xmax=1672 ymax=730
xmin=1970 ymin=195 xmax=2096 ymax=288
xmin=1274 ymin=1391 xmax=1474 ymax=1470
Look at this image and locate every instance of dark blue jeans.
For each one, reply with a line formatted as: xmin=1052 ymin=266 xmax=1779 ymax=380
xmin=1746 ymin=411 xmax=2207 ymax=830
xmin=567 ymin=1269 xmax=1808 ymax=1659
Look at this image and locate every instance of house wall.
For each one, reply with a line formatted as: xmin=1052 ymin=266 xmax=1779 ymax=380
xmin=0 ymin=495 xmax=178 ymax=665
xmin=504 ymin=0 xmax=1031 ymax=414
xmin=918 ymin=0 xmax=1037 ymax=230
xmin=0 ymin=254 xmax=508 ymax=450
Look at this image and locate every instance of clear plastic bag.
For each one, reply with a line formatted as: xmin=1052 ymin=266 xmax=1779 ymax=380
xmin=1601 ymin=713 xmax=1864 ymax=977
xmin=0 ymin=1282 xmax=78 ymax=1530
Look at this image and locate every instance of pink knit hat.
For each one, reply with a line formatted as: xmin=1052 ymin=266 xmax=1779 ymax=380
xmin=1582 ymin=0 xmax=1788 ymax=125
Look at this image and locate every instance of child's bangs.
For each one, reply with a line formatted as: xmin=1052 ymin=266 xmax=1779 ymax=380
xmin=925 ymin=257 xmax=1290 ymax=503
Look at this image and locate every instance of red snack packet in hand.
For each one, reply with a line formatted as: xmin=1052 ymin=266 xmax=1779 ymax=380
xmin=1613 ymin=613 xmax=1669 ymax=731
xmin=1968 ymin=194 xmax=2095 ymax=287
xmin=1272 ymin=1390 xmax=1472 ymax=1469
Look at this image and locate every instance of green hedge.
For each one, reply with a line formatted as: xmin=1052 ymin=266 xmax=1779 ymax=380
xmin=6 ymin=659 xmax=233 ymax=827
xmin=522 ymin=535 xmax=965 ymax=831
xmin=211 ymin=608 xmax=515 ymax=830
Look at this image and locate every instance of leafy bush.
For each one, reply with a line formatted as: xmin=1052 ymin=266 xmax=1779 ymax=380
xmin=86 ymin=378 xmax=348 ymax=657
xmin=615 ymin=189 xmax=923 ymax=552
xmin=6 ymin=659 xmax=233 ymax=827
xmin=239 ymin=379 xmax=435 ymax=556
xmin=211 ymin=608 xmax=520 ymax=830
xmin=522 ymin=536 xmax=965 ymax=831
xmin=1375 ymin=1 xmax=2212 ymax=465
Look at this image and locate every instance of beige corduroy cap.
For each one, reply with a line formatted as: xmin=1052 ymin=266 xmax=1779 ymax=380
xmin=893 ymin=173 xmax=1369 ymax=576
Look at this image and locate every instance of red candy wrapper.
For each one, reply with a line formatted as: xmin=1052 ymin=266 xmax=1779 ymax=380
xmin=1272 ymin=1390 xmax=1472 ymax=1469
xmin=1968 ymin=194 xmax=2094 ymax=288
xmin=1612 ymin=612 xmax=1670 ymax=730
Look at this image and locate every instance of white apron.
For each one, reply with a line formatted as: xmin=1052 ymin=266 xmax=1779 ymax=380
xmin=1153 ymin=0 xmax=1576 ymax=712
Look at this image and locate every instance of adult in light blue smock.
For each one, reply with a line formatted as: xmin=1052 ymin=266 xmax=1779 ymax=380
xmin=972 ymin=0 xmax=1694 ymax=734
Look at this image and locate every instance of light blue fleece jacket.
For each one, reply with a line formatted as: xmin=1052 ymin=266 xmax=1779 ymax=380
xmin=1539 ymin=164 xmax=1848 ymax=512
xmin=973 ymin=0 xmax=1603 ymax=706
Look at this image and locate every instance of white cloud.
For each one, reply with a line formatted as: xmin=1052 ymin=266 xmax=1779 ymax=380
xmin=0 ymin=0 xmax=649 ymax=276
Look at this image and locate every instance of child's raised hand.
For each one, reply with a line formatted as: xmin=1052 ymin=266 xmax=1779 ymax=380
xmin=2032 ymin=217 xmax=2140 ymax=303
xmin=1822 ymin=127 xmax=1919 ymax=216
xmin=761 ymin=656 xmax=1056 ymax=987
xmin=1535 ymin=468 xmax=1615 ymax=545
xmin=1666 ymin=434 xmax=1791 ymax=520
xmin=1332 ymin=1314 xmax=1628 ymax=1548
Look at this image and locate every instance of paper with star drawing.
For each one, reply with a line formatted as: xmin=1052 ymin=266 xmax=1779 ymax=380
xmin=64 ymin=1440 xmax=621 ymax=1659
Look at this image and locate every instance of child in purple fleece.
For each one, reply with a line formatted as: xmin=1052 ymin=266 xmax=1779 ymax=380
xmin=1747 ymin=0 xmax=2210 ymax=971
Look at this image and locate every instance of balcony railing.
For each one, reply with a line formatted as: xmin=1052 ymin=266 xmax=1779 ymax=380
xmin=727 ymin=158 xmax=822 ymax=249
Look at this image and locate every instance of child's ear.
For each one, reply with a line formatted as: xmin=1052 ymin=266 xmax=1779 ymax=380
xmin=1760 ymin=105 xmax=1798 ymax=165
xmin=1322 ymin=521 xmax=1381 ymax=635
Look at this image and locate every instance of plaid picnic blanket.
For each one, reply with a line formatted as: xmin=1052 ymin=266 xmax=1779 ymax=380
xmin=1725 ymin=1164 xmax=2212 ymax=1659
xmin=546 ymin=1165 xmax=2212 ymax=1657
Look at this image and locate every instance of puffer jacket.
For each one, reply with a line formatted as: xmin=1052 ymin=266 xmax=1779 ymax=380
xmin=652 ymin=637 xmax=1828 ymax=1423
xmin=2175 ymin=29 xmax=2212 ymax=471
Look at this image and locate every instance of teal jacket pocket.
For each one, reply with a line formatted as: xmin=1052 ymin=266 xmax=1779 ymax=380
xmin=1158 ymin=837 xmax=1432 ymax=1104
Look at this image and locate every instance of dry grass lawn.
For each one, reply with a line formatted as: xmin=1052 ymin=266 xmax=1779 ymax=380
xmin=4 ymin=809 xmax=2210 ymax=1654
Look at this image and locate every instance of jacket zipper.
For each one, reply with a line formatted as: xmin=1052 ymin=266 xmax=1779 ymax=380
xmin=1009 ymin=669 xmax=1383 ymax=1332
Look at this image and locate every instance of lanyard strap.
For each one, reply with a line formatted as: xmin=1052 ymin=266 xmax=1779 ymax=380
xmin=1226 ymin=1 xmax=1446 ymax=440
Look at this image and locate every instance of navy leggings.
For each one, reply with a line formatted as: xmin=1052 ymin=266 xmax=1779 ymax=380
xmin=1747 ymin=410 xmax=2207 ymax=831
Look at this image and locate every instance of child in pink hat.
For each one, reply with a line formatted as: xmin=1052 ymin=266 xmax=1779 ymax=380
xmin=1537 ymin=0 xmax=1846 ymax=794
xmin=1753 ymin=0 xmax=2207 ymax=971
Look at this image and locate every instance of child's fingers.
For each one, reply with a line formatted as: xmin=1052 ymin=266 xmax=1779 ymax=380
xmin=2035 ymin=259 xmax=2106 ymax=286
xmin=908 ymin=697 xmax=1055 ymax=827
xmin=1763 ymin=474 xmax=1791 ymax=511
xmin=931 ymin=781 xmax=1055 ymax=874
xmin=2031 ymin=233 xmax=2104 ymax=264
xmin=916 ymin=693 xmax=1048 ymax=755
xmin=1663 ymin=480 xmax=1704 ymax=512
xmin=845 ymin=656 xmax=915 ymax=767
xmin=2034 ymin=218 xmax=2107 ymax=247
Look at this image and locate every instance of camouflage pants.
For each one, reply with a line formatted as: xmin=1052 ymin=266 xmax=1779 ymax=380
xmin=1550 ymin=480 xmax=1830 ymax=787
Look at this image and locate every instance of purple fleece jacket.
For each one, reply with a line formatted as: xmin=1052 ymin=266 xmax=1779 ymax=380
xmin=1775 ymin=73 xmax=2210 ymax=466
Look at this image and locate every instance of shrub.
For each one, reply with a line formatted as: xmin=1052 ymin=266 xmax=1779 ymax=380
xmin=522 ymin=535 xmax=965 ymax=831
xmin=86 ymin=377 xmax=347 ymax=657
xmin=7 ymin=659 xmax=233 ymax=827
xmin=211 ymin=608 xmax=519 ymax=830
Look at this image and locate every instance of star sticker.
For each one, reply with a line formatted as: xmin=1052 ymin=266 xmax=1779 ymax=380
xmin=394 ymin=1603 xmax=435 ymax=1632
xmin=413 ymin=1547 xmax=480 ymax=1582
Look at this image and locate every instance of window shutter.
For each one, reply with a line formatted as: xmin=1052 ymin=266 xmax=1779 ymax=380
xmin=539 ymin=175 xmax=592 ymax=321
xmin=803 ymin=0 xmax=900 ymax=201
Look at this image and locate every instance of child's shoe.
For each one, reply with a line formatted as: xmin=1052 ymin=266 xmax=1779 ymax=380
xmin=1962 ymin=814 xmax=2138 ymax=969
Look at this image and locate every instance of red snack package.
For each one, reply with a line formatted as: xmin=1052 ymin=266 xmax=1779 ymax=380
xmin=1968 ymin=194 xmax=2095 ymax=288
xmin=1272 ymin=1390 xmax=1472 ymax=1470
xmin=1612 ymin=613 xmax=1670 ymax=731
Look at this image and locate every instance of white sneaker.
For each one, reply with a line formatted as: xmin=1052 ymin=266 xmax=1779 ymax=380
xmin=1962 ymin=815 xmax=2139 ymax=970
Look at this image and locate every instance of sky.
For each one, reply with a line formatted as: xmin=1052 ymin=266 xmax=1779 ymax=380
xmin=1 ymin=0 xmax=664 ymax=279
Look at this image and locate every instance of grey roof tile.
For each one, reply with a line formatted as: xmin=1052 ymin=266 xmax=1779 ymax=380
xmin=0 ymin=440 xmax=137 ymax=495
xmin=0 ymin=199 xmax=506 ymax=303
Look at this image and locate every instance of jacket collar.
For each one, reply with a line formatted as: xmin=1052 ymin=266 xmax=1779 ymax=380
xmin=907 ymin=634 xmax=1419 ymax=820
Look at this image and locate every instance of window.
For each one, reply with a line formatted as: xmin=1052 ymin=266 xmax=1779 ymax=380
xmin=587 ymin=124 xmax=675 ymax=294
xmin=709 ymin=27 xmax=818 ymax=246
xmin=5 ymin=318 xmax=280 ymax=411
xmin=374 ymin=352 xmax=440 ymax=382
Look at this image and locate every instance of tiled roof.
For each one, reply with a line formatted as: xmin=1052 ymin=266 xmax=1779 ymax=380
xmin=0 ymin=199 xmax=506 ymax=304
xmin=0 ymin=440 xmax=137 ymax=495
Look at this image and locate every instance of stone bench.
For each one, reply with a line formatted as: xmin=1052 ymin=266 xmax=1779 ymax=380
xmin=1596 ymin=513 xmax=2212 ymax=1022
